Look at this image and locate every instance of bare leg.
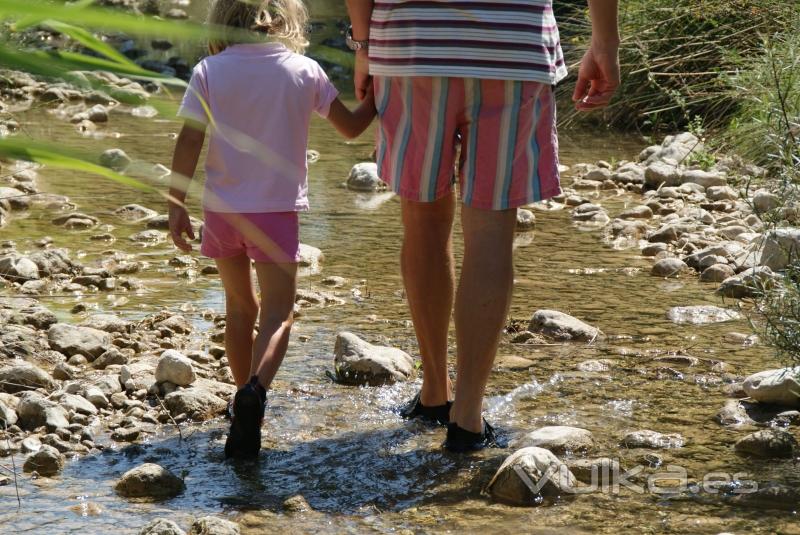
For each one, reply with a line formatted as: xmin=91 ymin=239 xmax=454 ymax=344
xmin=400 ymin=194 xmax=456 ymax=406
xmin=250 ymin=262 xmax=297 ymax=389
xmin=215 ymin=254 xmax=259 ymax=387
xmin=450 ymin=205 xmax=517 ymax=433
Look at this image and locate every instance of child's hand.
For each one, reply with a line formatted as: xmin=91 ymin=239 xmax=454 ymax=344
xmin=168 ymin=202 xmax=195 ymax=252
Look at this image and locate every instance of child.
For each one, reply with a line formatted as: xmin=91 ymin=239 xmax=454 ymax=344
xmin=168 ymin=0 xmax=376 ymax=459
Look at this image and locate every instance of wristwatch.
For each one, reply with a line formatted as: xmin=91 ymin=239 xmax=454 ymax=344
xmin=345 ymin=26 xmax=369 ymax=51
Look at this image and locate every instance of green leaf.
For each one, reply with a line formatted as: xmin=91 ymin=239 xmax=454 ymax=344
xmin=41 ymin=19 xmax=133 ymax=65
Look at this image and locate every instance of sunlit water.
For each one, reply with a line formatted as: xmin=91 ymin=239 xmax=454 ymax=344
xmin=1 ymin=1 xmax=797 ymax=533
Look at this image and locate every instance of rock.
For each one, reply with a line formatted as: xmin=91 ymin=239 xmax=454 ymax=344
xmin=156 ymin=350 xmax=197 ymax=386
xmin=715 ymin=400 xmax=755 ymax=426
xmin=516 ymin=208 xmax=536 ymax=231
xmin=48 ymin=323 xmax=111 ymax=359
xmin=114 ymin=204 xmax=158 ymax=222
xmin=753 ymin=189 xmax=780 ymax=214
xmin=743 ymin=368 xmax=800 ymax=407
xmin=495 ymin=355 xmax=536 ymax=370
xmin=298 ymin=243 xmax=324 ymax=274
xmin=487 ymin=447 xmax=577 ymax=506
xmin=28 ymin=248 xmax=78 ymax=276
xmin=139 ymin=519 xmax=186 ymax=535
xmin=346 ymin=162 xmax=384 ymax=192
xmin=0 ymin=255 xmax=40 ymax=281
xmin=83 ymin=313 xmax=131 ymax=334
xmin=115 ymin=463 xmax=185 ymax=499
xmin=163 ymin=387 xmax=227 ymax=420
xmin=665 ymin=305 xmax=741 ymax=325
xmin=0 ymin=401 xmax=17 ymax=426
xmin=643 ymin=132 xmax=702 ymax=166
xmin=576 ymin=359 xmax=612 ymax=372
xmin=165 ymin=8 xmax=188 ymax=19
xmin=282 ymin=494 xmax=311 ymax=513
xmin=731 ymin=484 xmax=800 ymax=512
xmin=22 ymin=445 xmax=64 ymax=476
xmin=700 ymin=264 xmax=735 ymax=283
xmin=528 ymin=310 xmax=601 ymax=342
xmin=155 ymin=315 xmax=192 ymax=334
xmin=621 ymin=430 xmax=684 ymax=449
xmin=759 ymin=228 xmax=800 ymax=271
xmin=333 ymin=332 xmax=414 ymax=386
xmin=57 ymin=393 xmax=98 ymax=416
xmin=647 ymin=225 xmax=680 ymax=243
xmin=92 ymin=348 xmax=128 ymax=369
xmin=716 ymin=266 xmax=776 ymax=298
xmin=680 ymin=169 xmax=726 ymax=188
xmin=16 ymin=392 xmax=70 ymax=430
xmin=130 ymin=229 xmax=166 ymax=243
xmin=99 ymin=148 xmax=131 ymax=171
xmin=618 ymin=205 xmax=653 ymax=219
xmin=734 ymin=429 xmax=797 ymax=458
xmin=188 ymin=517 xmax=241 ymax=535
xmin=111 ymin=427 xmax=141 ymax=442
xmin=571 ymin=203 xmax=608 ymax=223
xmin=706 ymin=186 xmax=738 ymax=202
xmin=641 ymin=243 xmax=667 ymax=257
xmin=0 ymin=363 xmax=57 ymax=393
xmin=516 ymin=426 xmax=594 ymax=455
xmin=566 ymin=458 xmax=621 ymax=484
xmin=644 ymin=161 xmax=680 ymax=188
xmin=651 ymin=257 xmax=687 ymax=278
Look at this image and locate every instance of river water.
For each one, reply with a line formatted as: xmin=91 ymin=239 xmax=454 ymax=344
xmin=0 ymin=1 xmax=797 ymax=533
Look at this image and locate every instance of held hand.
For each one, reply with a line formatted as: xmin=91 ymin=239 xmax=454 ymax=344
xmin=168 ymin=202 xmax=195 ymax=252
xmin=572 ymin=41 xmax=620 ymax=111
xmin=353 ymin=50 xmax=371 ymax=101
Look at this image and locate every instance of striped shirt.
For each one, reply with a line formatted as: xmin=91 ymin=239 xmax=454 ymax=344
xmin=368 ymin=0 xmax=568 ymax=84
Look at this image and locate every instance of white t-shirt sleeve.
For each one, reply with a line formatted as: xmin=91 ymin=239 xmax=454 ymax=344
xmin=311 ymin=61 xmax=339 ymax=117
xmin=177 ymin=62 xmax=211 ymax=125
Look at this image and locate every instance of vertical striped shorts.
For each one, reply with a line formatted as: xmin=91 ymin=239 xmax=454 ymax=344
xmin=374 ymin=76 xmax=562 ymax=210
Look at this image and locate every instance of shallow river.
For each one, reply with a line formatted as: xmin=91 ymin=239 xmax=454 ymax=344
xmin=1 ymin=1 xmax=797 ymax=533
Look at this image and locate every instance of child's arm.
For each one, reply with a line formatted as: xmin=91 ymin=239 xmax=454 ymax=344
xmin=168 ymin=121 xmax=206 ymax=252
xmin=326 ymin=92 xmax=376 ymax=139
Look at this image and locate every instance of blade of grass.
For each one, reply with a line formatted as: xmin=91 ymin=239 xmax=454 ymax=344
xmin=40 ymin=19 xmax=133 ymax=65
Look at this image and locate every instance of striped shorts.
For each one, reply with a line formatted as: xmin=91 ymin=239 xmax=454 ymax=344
xmin=374 ymin=76 xmax=561 ymax=210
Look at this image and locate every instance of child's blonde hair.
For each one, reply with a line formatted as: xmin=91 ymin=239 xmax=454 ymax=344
xmin=208 ymin=0 xmax=309 ymax=55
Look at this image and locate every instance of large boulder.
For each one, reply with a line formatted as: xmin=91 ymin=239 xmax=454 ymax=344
xmin=48 ymin=323 xmax=111 ymax=358
xmin=759 ymin=228 xmax=800 ymax=271
xmin=188 ymin=517 xmax=241 ymax=535
xmin=515 ymin=426 xmax=594 ymax=456
xmin=487 ymin=447 xmax=578 ymax=506
xmin=743 ymin=368 xmax=800 ymax=407
xmin=115 ymin=463 xmax=185 ymax=499
xmin=22 ymin=445 xmax=65 ymax=476
xmin=643 ymin=132 xmax=703 ymax=166
xmin=16 ymin=391 xmax=70 ymax=430
xmin=155 ymin=350 xmax=197 ymax=386
xmin=346 ymin=162 xmax=385 ymax=192
xmin=528 ymin=310 xmax=601 ymax=342
xmin=734 ymin=429 xmax=797 ymax=459
xmin=0 ymin=363 xmax=56 ymax=393
xmin=333 ymin=332 xmax=414 ymax=386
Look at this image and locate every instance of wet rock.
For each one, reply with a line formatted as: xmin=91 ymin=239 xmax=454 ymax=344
xmin=130 ymin=229 xmax=166 ymax=243
xmin=139 ymin=519 xmax=186 ymax=535
xmin=641 ymin=243 xmax=667 ymax=257
xmin=346 ymin=162 xmax=384 ymax=192
xmin=99 ymin=148 xmax=131 ymax=171
xmin=700 ymin=263 xmax=735 ymax=283
xmin=0 ymin=255 xmax=40 ymax=281
xmin=734 ymin=429 xmax=797 ymax=459
xmin=57 ymin=392 xmax=98 ymax=416
xmin=743 ymin=368 xmax=800 ymax=407
xmin=112 ymin=427 xmax=141 ymax=442
xmin=93 ymin=348 xmax=129 ymax=369
xmin=0 ymin=363 xmax=56 ymax=393
xmin=716 ymin=266 xmax=776 ymax=299
xmin=665 ymin=305 xmax=741 ymax=325
xmin=618 ymin=205 xmax=653 ymax=219
xmin=52 ymin=212 xmax=99 ymax=230
xmin=516 ymin=426 xmax=594 ymax=455
xmin=20 ymin=436 xmax=41 ymax=453
xmin=282 ymin=494 xmax=311 ymax=513
xmin=566 ymin=458 xmax=622 ymax=484
xmin=753 ymin=189 xmax=779 ymax=214
xmin=48 ymin=323 xmax=111 ymax=359
xmin=0 ymin=400 xmax=17 ymax=426
xmin=576 ymin=359 xmax=612 ymax=372
xmin=653 ymin=354 xmax=698 ymax=366
xmin=487 ymin=447 xmax=577 ymax=506
xmin=28 ymin=248 xmax=78 ymax=276
xmin=333 ymin=332 xmax=414 ymax=386
xmin=647 ymin=225 xmax=680 ymax=243
xmin=298 ymin=244 xmax=323 ymax=275
xmin=71 ymin=104 xmax=108 ymax=123
xmin=163 ymin=387 xmax=226 ymax=421
xmin=651 ymin=257 xmax=687 ymax=278
xmin=528 ymin=310 xmax=602 ymax=342
xmin=156 ymin=350 xmax=197 ymax=386
xmin=16 ymin=392 xmax=70 ymax=430
xmin=115 ymin=463 xmax=185 ymax=499
xmin=731 ymin=484 xmax=800 ymax=512
xmin=621 ymin=430 xmax=684 ymax=449
xmin=114 ymin=204 xmax=158 ymax=222
xmin=155 ymin=315 xmax=192 ymax=335
xmin=188 ymin=517 xmax=241 ymax=535
xmin=571 ymin=203 xmax=609 ymax=225
xmin=22 ymin=445 xmax=64 ymax=476
xmin=83 ymin=313 xmax=131 ymax=334
xmin=516 ymin=208 xmax=536 ymax=231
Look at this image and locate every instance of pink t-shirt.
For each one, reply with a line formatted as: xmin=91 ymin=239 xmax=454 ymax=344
xmin=177 ymin=42 xmax=338 ymax=213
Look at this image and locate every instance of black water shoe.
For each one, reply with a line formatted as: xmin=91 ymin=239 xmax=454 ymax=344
xmin=399 ymin=391 xmax=452 ymax=426
xmin=224 ymin=375 xmax=266 ymax=459
xmin=444 ymin=419 xmax=506 ymax=452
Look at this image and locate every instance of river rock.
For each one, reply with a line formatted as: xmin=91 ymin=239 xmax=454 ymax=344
xmin=83 ymin=313 xmax=131 ymax=333
xmin=680 ymin=169 xmax=726 ymax=188
xmin=0 ymin=363 xmax=56 ymax=393
xmin=734 ymin=429 xmax=797 ymax=458
xmin=99 ymin=148 xmax=131 ymax=171
xmin=333 ymin=332 xmax=414 ymax=386
xmin=516 ymin=426 xmax=594 ymax=455
xmin=115 ymin=463 xmax=185 ymax=499
xmin=753 ymin=189 xmax=780 ymax=214
xmin=189 ymin=517 xmax=241 ymax=535
xmin=130 ymin=229 xmax=166 ymax=243
xmin=621 ymin=430 xmax=684 ymax=449
xmin=93 ymin=348 xmax=128 ymax=369
xmin=644 ymin=161 xmax=680 ymax=188
xmin=647 ymin=224 xmax=681 ymax=243
xmin=16 ymin=392 xmax=70 ymax=430
xmin=641 ymin=243 xmax=667 ymax=257
xmin=743 ymin=368 xmax=800 ymax=407
xmin=114 ymin=204 xmax=158 ymax=222
xmin=298 ymin=243 xmax=323 ymax=274
xmin=163 ymin=387 xmax=226 ymax=421
xmin=487 ymin=447 xmax=577 ymax=506
xmin=716 ymin=266 xmax=776 ymax=298
xmin=618 ymin=205 xmax=653 ymax=219
xmin=706 ymin=186 xmax=738 ymax=202
xmin=516 ymin=208 xmax=536 ymax=231
xmin=666 ymin=305 xmax=741 ymax=325
xmin=28 ymin=248 xmax=78 ymax=276
xmin=0 ymin=400 xmax=17 ymax=426
xmin=48 ymin=323 xmax=111 ymax=358
xmin=700 ymin=263 xmax=735 ymax=283
xmin=22 ymin=445 xmax=65 ymax=476
xmin=155 ymin=350 xmax=197 ymax=386
xmin=139 ymin=519 xmax=186 ymax=535
xmin=566 ymin=457 xmax=622 ymax=484
xmin=155 ymin=315 xmax=192 ymax=334
xmin=759 ymin=228 xmax=800 ymax=271
xmin=346 ymin=162 xmax=384 ymax=192
xmin=651 ymin=257 xmax=688 ymax=278
xmin=643 ymin=132 xmax=702 ymax=166
xmin=0 ymin=255 xmax=40 ymax=282
xmin=731 ymin=484 xmax=800 ymax=512
xmin=57 ymin=392 xmax=98 ymax=415
xmin=528 ymin=310 xmax=601 ymax=342
xmin=571 ymin=203 xmax=608 ymax=224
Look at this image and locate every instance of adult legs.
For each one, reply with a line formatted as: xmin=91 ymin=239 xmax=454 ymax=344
xmin=449 ymin=204 xmax=517 ymax=433
xmin=215 ymin=254 xmax=259 ymax=387
xmin=400 ymin=193 xmax=456 ymax=407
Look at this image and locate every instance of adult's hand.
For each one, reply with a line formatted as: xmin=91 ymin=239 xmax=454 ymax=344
xmin=572 ymin=41 xmax=620 ymax=111
xmin=354 ymin=49 xmax=371 ymax=101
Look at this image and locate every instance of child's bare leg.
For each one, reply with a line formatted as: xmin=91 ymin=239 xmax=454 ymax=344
xmin=215 ymin=254 xmax=259 ymax=387
xmin=251 ymin=262 xmax=297 ymax=388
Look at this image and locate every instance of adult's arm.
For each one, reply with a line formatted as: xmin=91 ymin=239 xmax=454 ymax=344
xmin=345 ymin=0 xmax=374 ymax=100
xmin=572 ymin=0 xmax=620 ymax=111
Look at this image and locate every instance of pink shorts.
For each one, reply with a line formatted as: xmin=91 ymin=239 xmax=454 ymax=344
xmin=374 ymin=76 xmax=562 ymax=210
xmin=200 ymin=210 xmax=300 ymax=264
